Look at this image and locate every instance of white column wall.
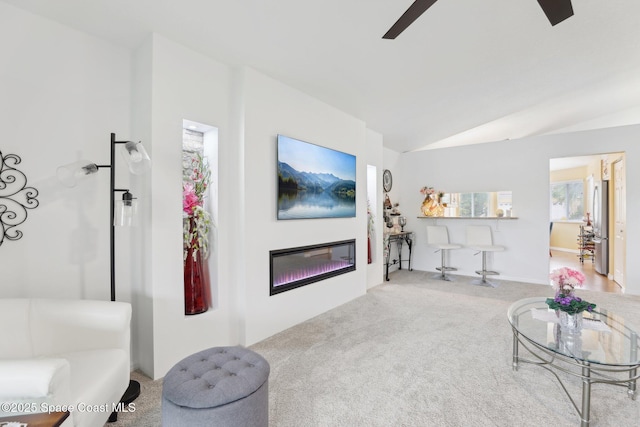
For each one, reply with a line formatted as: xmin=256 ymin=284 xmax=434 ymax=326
xmin=139 ymin=34 xmax=236 ymax=378
xmin=381 ymin=147 xmax=402 ymax=276
xmin=241 ymin=68 xmax=368 ymax=345
xmin=366 ymin=129 xmax=384 ymax=289
xmin=133 ymin=38 xmax=372 ymax=377
xmin=130 ymin=35 xmax=154 ymax=376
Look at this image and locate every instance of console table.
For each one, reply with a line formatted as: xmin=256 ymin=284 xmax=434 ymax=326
xmin=384 ymin=231 xmax=414 ymax=281
xmin=508 ymin=297 xmax=639 ymax=426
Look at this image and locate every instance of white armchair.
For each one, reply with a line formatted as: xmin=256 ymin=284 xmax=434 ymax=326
xmin=0 ymin=298 xmax=132 ymax=427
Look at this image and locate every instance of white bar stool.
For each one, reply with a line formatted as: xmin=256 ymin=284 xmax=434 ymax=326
xmin=466 ymin=225 xmax=505 ymax=287
xmin=426 ymin=225 xmax=462 ymax=281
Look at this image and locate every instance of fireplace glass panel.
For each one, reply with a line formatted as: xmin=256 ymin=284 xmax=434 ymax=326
xmin=270 ymin=239 xmax=356 ymax=295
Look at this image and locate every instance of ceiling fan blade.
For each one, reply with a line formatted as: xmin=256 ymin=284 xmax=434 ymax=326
xmin=383 ymin=0 xmax=439 ymax=39
xmin=537 ymin=0 xmax=574 ymax=26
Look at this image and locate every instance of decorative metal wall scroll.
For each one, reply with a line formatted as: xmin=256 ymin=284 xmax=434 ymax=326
xmin=0 ymin=151 xmax=39 ymax=246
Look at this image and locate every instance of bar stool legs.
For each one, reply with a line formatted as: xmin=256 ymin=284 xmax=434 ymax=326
xmin=466 ymin=225 xmax=505 ymax=287
xmin=435 ymin=248 xmax=457 ymax=281
xmin=427 ymin=225 xmax=462 ymax=281
xmin=473 ymin=250 xmax=501 ymax=287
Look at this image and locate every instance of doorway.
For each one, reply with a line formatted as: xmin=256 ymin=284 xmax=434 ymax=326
xmin=612 ymin=157 xmax=626 ymax=289
xmin=549 ymin=152 xmax=625 ymax=294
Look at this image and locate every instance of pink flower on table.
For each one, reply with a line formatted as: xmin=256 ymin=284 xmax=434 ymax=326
xmin=183 ymin=183 xmax=200 ymax=214
xmin=550 ymin=267 xmax=585 ymax=295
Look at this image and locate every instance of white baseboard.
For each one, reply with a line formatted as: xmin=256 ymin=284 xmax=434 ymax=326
xmin=550 ymin=247 xmax=579 ymax=254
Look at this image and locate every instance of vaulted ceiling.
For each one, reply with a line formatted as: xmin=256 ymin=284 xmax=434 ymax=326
xmin=5 ymin=0 xmax=640 ymax=152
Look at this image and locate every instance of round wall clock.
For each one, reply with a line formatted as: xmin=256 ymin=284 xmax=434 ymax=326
xmin=382 ymin=169 xmax=392 ymax=192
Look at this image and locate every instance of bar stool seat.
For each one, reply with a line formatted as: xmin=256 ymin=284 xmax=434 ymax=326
xmin=426 ymin=225 xmax=462 ymax=281
xmin=466 ymin=225 xmax=505 ymax=287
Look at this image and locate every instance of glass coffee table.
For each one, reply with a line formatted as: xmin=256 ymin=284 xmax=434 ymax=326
xmin=508 ymin=297 xmax=640 ymax=427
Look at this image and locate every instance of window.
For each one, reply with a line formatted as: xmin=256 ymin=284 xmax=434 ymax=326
xmin=550 ymin=180 xmax=583 ymax=221
xmin=459 ymin=192 xmax=490 ymax=217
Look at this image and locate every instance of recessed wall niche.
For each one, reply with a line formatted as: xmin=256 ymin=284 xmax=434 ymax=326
xmin=182 ymin=119 xmax=219 ymax=314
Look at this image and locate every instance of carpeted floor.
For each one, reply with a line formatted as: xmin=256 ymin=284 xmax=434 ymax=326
xmin=109 ymin=271 xmax=640 ymax=426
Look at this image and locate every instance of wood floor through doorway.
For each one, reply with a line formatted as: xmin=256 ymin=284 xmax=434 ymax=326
xmin=550 ymin=249 xmax=622 ymax=294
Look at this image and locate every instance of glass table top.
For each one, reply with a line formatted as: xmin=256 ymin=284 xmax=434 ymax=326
xmin=508 ymin=297 xmax=640 ymax=367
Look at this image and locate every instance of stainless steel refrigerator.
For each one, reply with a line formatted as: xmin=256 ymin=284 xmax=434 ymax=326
xmin=592 ymin=180 xmax=609 ymax=275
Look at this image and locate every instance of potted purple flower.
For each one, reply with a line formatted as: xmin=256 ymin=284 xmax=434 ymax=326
xmin=547 ymin=267 xmax=595 ymax=331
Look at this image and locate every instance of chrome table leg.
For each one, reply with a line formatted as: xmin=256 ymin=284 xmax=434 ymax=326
xmin=581 ymin=362 xmax=591 ymax=427
xmin=630 ymin=332 xmax=638 ymax=399
xmin=511 ymin=320 xmax=519 ymax=371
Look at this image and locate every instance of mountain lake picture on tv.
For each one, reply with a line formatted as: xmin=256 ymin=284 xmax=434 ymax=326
xmin=277 ymin=134 xmax=356 ymax=219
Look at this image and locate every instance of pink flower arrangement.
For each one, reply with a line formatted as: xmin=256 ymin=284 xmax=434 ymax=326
xmin=420 ymin=186 xmax=444 ymax=200
xmin=420 ymin=186 xmax=435 ymax=197
xmin=183 ymin=183 xmax=199 ymax=214
xmin=183 ymin=154 xmax=212 ymax=261
xmin=549 ymin=267 xmax=585 ymax=296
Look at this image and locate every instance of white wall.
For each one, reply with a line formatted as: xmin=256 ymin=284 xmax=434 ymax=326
xmin=395 ymin=126 xmax=640 ymax=295
xmin=382 ymin=147 xmax=402 ymax=204
xmin=0 ymin=3 xmax=132 ymax=302
xmin=131 ymin=37 xmax=371 ymax=377
xmin=241 ymin=68 xmax=368 ymax=345
xmin=381 ymin=147 xmax=403 ymax=276
xmin=130 ymin=35 xmax=154 ymax=377
xmin=0 ymin=4 xmax=377 ymax=380
xmin=9 ymin=0 xmax=638 ymax=386
xmin=366 ymin=129 xmax=384 ymax=289
xmin=136 ymin=34 xmax=236 ymax=378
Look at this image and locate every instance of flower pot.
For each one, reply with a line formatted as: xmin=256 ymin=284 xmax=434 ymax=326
xmin=555 ymin=324 xmax=583 ymax=355
xmin=421 ymin=197 xmax=444 ymax=217
xmin=558 ymin=311 xmax=583 ymax=332
xmin=184 ymin=218 xmax=210 ymax=315
xmin=184 ymin=246 xmax=209 ymax=315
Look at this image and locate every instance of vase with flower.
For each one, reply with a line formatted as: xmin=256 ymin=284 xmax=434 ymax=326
xmin=549 ymin=267 xmax=586 ymax=297
xmin=547 ymin=267 xmax=594 ymax=331
xmin=183 ymin=154 xmax=213 ymax=315
xmin=420 ymin=186 xmax=445 ymax=217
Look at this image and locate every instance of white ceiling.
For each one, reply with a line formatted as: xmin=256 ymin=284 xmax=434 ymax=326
xmin=549 ymin=154 xmax=599 ymax=172
xmin=5 ymin=0 xmax=640 ymax=153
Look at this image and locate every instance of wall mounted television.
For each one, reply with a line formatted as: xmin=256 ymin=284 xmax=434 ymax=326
xmin=277 ymin=134 xmax=356 ymax=219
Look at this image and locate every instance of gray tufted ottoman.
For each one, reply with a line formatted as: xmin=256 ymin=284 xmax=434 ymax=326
xmin=162 ymin=346 xmax=270 ymax=427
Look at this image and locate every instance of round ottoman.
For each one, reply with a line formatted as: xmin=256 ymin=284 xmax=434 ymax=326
xmin=162 ymin=346 xmax=270 ymax=427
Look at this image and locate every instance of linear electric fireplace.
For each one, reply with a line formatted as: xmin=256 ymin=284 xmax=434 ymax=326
xmin=270 ymin=239 xmax=356 ymax=295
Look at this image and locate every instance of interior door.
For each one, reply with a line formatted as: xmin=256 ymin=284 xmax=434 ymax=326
xmin=613 ymin=158 xmax=626 ymax=288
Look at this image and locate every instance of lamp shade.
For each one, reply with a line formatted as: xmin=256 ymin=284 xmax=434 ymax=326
xmin=120 ymin=141 xmax=151 ymax=175
xmin=114 ymin=192 xmax=138 ymax=226
xmin=56 ymin=160 xmax=99 ymax=188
